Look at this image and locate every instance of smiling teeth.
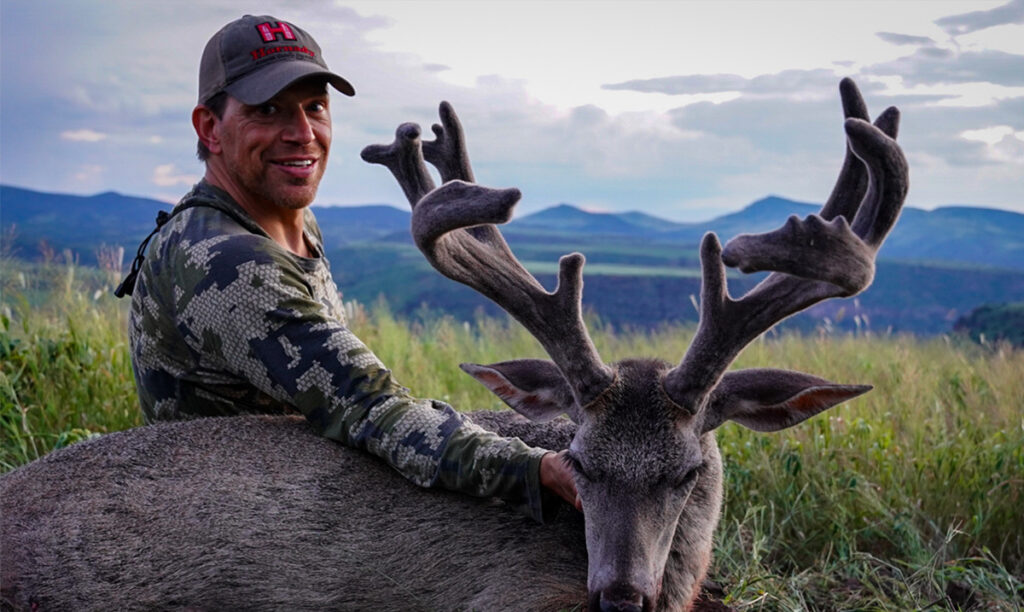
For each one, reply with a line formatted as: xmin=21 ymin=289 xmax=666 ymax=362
xmin=280 ymin=160 xmax=312 ymax=167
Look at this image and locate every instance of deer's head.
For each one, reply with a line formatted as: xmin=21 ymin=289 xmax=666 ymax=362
xmin=362 ymin=78 xmax=907 ymax=612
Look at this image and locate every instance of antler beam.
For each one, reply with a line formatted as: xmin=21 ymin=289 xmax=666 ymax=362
xmin=664 ymin=78 xmax=909 ymax=413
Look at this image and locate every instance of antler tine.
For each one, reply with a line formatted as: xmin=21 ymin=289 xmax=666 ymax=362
xmin=421 ymin=101 xmax=495 ymax=242
xmin=846 ymin=116 xmax=906 ymax=248
xmin=820 ymin=78 xmax=900 ymax=223
xmin=360 ymin=123 xmax=436 ymax=207
xmin=664 ymin=79 xmax=908 ymax=413
xmin=366 ymin=103 xmax=615 ymax=407
xmin=819 ymin=77 xmax=870 ymax=222
xmin=423 ymin=101 xmax=476 ymax=183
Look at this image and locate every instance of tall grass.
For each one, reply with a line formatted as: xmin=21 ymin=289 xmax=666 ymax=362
xmin=360 ymin=307 xmax=1024 ymax=608
xmin=2 ymin=262 xmax=1021 ymax=609
xmin=1 ymin=259 xmax=139 ymax=469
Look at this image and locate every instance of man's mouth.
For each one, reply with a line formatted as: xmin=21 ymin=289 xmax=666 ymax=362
xmin=270 ymin=157 xmax=318 ymax=178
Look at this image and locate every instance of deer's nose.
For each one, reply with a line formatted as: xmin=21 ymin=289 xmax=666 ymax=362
xmin=597 ymin=583 xmax=646 ymax=612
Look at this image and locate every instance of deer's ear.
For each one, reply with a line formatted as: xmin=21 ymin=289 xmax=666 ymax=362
xmin=460 ymin=360 xmax=580 ymax=423
xmin=700 ymin=368 xmax=871 ymax=433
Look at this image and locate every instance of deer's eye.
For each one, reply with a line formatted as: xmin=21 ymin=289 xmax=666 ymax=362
xmin=675 ymin=465 xmax=700 ymax=490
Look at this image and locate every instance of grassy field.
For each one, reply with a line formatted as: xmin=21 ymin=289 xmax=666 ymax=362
xmin=1 ymin=261 xmax=1022 ymax=610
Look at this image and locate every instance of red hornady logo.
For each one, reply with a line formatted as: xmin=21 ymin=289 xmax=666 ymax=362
xmin=256 ymin=22 xmax=297 ymax=43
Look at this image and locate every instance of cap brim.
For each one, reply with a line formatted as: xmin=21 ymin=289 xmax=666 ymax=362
xmin=224 ymin=60 xmax=355 ymax=105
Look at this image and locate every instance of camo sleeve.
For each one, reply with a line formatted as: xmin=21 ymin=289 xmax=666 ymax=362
xmin=132 ymin=209 xmax=552 ymax=522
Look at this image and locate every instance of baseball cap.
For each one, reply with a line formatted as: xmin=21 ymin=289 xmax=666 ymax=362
xmin=198 ymin=14 xmax=355 ymax=105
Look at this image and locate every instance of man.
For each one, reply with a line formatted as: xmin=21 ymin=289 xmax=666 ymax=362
xmin=126 ymin=14 xmax=576 ymax=522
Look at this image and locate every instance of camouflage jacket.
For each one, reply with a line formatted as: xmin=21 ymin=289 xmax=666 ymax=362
xmin=129 ymin=180 xmax=552 ymax=522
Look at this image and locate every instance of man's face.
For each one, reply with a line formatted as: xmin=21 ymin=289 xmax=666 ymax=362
xmin=213 ymin=78 xmax=331 ymax=211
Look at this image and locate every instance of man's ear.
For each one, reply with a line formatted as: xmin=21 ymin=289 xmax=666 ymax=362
xmin=192 ymin=105 xmax=222 ymax=155
xmin=700 ymin=368 xmax=871 ymax=433
xmin=460 ymin=360 xmax=581 ymax=424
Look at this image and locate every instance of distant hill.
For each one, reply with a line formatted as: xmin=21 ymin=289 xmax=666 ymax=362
xmin=330 ymin=247 xmax=1024 ymax=336
xmin=506 ymin=196 xmax=820 ymax=240
xmin=301 ymin=204 xmax=409 ymax=246
xmin=0 ymin=185 xmax=409 ymax=265
xmin=881 ymin=206 xmax=1024 ymax=270
xmin=661 ymin=196 xmax=821 ymax=241
xmin=954 ymin=303 xmax=1024 ymax=347
xmin=0 ymin=185 xmax=169 ymax=263
xmin=511 ymin=196 xmax=1024 ymax=270
xmin=615 ymin=211 xmax=687 ymax=232
xmin=2 ymin=184 xmax=1022 ymax=335
xmin=4 ymin=184 xmax=1021 ymax=270
xmin=510 ymin=203 xmax=676 ymax=236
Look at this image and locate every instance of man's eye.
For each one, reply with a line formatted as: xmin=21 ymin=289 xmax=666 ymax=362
xmin=258 ymin=103 xmax=278 ymax=116
xmin=308 ymin=101 xmax=327 ymax=113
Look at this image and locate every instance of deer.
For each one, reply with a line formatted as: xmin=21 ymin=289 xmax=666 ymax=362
xmin=0 ymin=78 xmax=906 ymax=611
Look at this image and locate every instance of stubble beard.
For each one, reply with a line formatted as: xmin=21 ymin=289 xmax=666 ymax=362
xmin=266 ymin=174 xmax=320 ymax=210
xmin=237 ymin=152 xmax=325 ymax=212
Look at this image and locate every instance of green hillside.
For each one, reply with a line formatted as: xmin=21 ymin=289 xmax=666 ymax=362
xmin=328 ymin=238 xmax=1024 ymax=335
xmin=955 ymin=303 xmax=1024 ymax=347
xmin=3 ymin=184 xmax=1022 ymax=336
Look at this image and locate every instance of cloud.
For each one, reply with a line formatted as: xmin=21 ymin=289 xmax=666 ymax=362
xmin=73 ymin=164 xmax=104 ymax=183
xmin=961 ymin=125 xmax=1018 ymax=144
xmin=958 ymin=123 xmax=1024 ymax=162
xmin=960 ymin=125 xmax=1024 ymax=162
xmin=3 ymin=0 xmax=1023 ymax=220
xmin=152 ymin=164 xmax=200 ymax=188
xmin=1 ymin=0 xmax=398 ymax=202
xmin=661 ymin=80 xmax=1024 ymax=173
xmin=666 ymin=92 xmax=865 ymax=159
xmin=865 ymin=48 xmax=1024 ymax=87
xmin=605 ymin=50 xmax=1024 ymax=105
xmin=917 ymin=47 xmax=956 ymax=59
xmin=644 ymin=88 xmax=1024 ymax=213
xmin=875 ymin=32 xmax=936 ymax=46
xmin=604 ymin=74 xmax=748 ymax=95
xmin=603 ymin=69 xmax=885 ymax=99
xmin=61 ymin=129 xmax=107 ymax=142
xmin=934 ymin=0 xmax=1024 ymax=36
xmin=990 ymin=131 xmax=1024 ymax=162
xmin=878 ymin=95 xmax=1024 ymax=167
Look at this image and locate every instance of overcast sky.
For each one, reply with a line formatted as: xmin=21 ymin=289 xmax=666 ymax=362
xmin=2 ymin=0 xmax=1023 ymax=221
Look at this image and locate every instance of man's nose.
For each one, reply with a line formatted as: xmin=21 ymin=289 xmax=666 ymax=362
xmin=282 ymin=110 xmax=315 ymax=144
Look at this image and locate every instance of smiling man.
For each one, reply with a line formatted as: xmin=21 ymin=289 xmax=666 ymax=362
xmin=126 ymin=14 xmax=576 ymax=522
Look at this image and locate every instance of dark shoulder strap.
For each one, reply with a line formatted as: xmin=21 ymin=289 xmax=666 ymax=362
xmin=114 ymin=201 xmax=251 ymax=298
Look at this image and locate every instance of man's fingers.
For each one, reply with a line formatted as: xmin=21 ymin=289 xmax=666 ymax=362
xmin=540 ymin=450 xmax=581 ymax=512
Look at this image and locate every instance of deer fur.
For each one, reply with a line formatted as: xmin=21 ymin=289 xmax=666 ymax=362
xmin=1 ymin=411 xmax=717 ymax=611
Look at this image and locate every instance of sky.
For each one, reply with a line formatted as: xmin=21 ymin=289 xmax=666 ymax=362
xmin=1 ymin=0 xmax=1023 ymax=222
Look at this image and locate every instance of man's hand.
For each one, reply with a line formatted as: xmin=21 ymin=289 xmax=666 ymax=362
xmin=540 ymin=450 xmax=581 ymax=511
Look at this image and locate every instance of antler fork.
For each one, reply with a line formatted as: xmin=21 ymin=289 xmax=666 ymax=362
xmin=361 ymin=103 xmax=615 ymax=406
xmin=664 ymin=78 xmax=909 ymax=413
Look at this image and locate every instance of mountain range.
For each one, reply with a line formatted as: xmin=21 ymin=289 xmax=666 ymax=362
xmin=505 ymin=197 xmax=1024 ymax=271
xmin=2 ymin=184 xmax=1022 ymax=335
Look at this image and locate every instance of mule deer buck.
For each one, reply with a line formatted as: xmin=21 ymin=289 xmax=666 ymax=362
xmin=0 ymin=78 xmax=906 ymax=611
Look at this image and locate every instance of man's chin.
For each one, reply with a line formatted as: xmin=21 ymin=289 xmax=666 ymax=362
xmin=274 ymin=183 xmax=319 ymax=210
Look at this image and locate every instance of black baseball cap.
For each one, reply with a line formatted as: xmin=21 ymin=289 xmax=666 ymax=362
xmin=198 ymin=14 xmax=355 ymax=105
